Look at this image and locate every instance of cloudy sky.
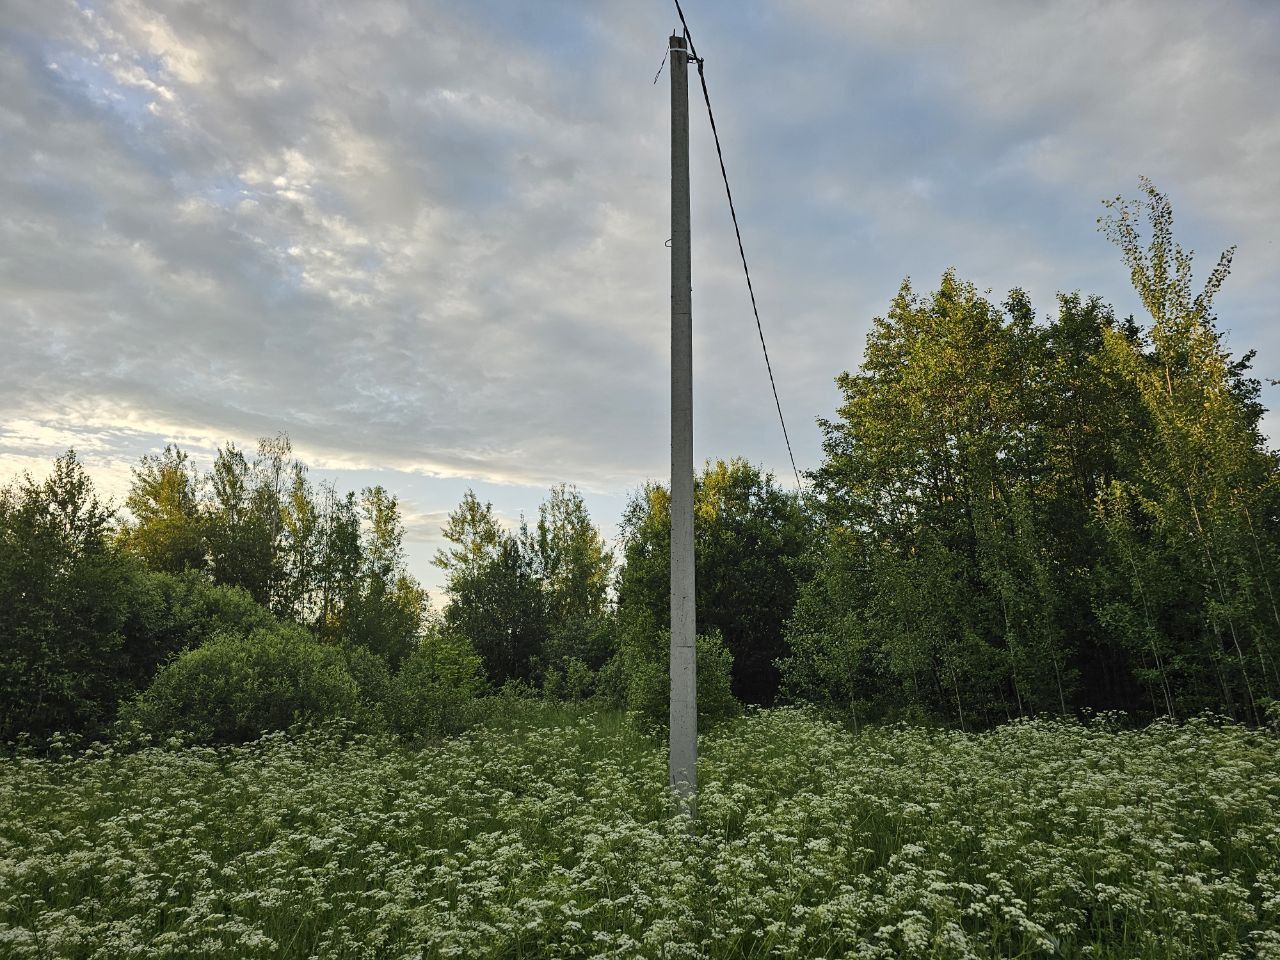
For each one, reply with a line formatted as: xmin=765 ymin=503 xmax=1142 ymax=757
xmin=2 ymin=0 xmax=1278 ymax=597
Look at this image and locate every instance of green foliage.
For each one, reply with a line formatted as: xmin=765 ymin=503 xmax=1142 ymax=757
xmin=4 ymin=711 xmax=1280 ymax=957
xmin=787 ymin=181 xmax=1280 ymax=727
xmin=621 ymin=628 xmax=739 ymax=730
xmin=542 ymin=657 xmax=597 ymax=702
xmin=117 ymin=445 xmax=205 ymax=574
xmin=795 ymin=273 xmax=1070 ymax=727
xmin=115 ymin=434 xmax=430 ymax=665
xmin=0 ymin=449 xmax=290 ymax=743
xmin=337 ymin=642 xmax=394 ymax=729
xmin=122 ymin=625 xmax=362 ymax=744
xmin=535 ymin=484 xmax=613 ymax=632
xmin=5 ymin=182 xmax=1279 ymax=742
xmin=1092 ymin=179 xmax=1279 ymax=722
xmin=0 ymin=453 xmax=145 ymax=741
xmin=441 ymin=533 xmax=548 ymax=686
xmin=143 ymin=569 xmax=279 ymax=653
xmin=534 ymin=484 xmax=617 ymax=679
xmin=387 ymin=631 xmax=485 ymax=741
xmin=434 ymin=486 xmax=616 ymax=691
xmin=335 ymin=487 xmax=425 ymax=666
xmin=591 ymin=650 xmax=630 ymax=709
xmin=204 ymin=440 xmax=280 ymax=605
xmin=616 ymin=459 xmax=808 ymax=704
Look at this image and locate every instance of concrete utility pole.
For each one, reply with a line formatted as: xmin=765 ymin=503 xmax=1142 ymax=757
xmin=668 ymin=32 xmax=697 ymax=804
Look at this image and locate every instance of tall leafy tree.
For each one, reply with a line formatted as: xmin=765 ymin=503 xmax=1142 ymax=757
xmin=786 ymin=182 xmax=1280 ymax=726
xmin=616 ymin=459 xmax=807 ymax=704
xmin=0 ymin=453 xmax=138 ymax=739
xmin=1096 ymin=178 xmax=1280 ymax=718
xmin=338 ymin=486 xmax=426 ymax=666
xmin=799 ymin=274 xmax=1056 ymax=724
xmin=312 ymin=484 xmax=361 ymax=641
xmin=435 ymin=491 xmax=547 ymax=685
xmin=535 ymin=484 xmax=615 ymax=668
xmin=276 ymin=461 xmax=321 ymax=623
xmin=118 ymin=444 xmax=206 ymax=573
xmin=205 ymin=442 xmax=275 ymax=604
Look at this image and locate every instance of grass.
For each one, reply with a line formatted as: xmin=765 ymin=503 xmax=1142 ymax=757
xmin=2 ymin=706 xmax=1279 ymax=958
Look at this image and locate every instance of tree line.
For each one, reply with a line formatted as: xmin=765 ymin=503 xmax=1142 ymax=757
xmin=2 ymin=180 xmax=1277 ymax=744
xmin=786 ymin=181 xmax=1278 ymax=727
xmin=431 ymin=181 xmax=1280 ymax=728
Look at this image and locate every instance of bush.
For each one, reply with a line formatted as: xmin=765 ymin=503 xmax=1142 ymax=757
xmin=123 ymin=625 xmax=362 ymax=744
xmin=148 ymin=570 xmax=277 ymax=649
xmin=120 ymin=571 xmax=281 ymax=696
xmin=592 ymin=653 xmax=629 ymax=709
xmin=623 ymin=629 xmax=739 ymax=730
xmin=543 ymin=657 xmax=597 ymax=702
xmin=387 ymin=631 xmax=484 ymax=741
xmin=339 ymin=643 xmax=395 ymax=729
xmin=544 ymin=616 xmax=617 ymax=672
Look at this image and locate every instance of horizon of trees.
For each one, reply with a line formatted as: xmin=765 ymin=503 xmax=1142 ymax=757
xmin=2 ymin=179 xmax=1278 ymax=743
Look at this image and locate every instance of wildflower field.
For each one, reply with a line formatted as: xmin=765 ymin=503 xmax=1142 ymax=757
xmin=2 ymin=709 xmax=1279 ymax=959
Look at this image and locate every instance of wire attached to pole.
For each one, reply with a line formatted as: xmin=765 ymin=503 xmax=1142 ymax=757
xmin=670 ymin=0 xmax=804 ymax=491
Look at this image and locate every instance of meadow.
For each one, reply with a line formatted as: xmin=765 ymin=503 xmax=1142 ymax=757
xmin=2 ymin=708 xmax=1279 ymax=959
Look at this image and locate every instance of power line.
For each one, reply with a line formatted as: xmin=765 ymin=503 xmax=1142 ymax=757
xmin=670 ymin=0 xmax=804 ymax=491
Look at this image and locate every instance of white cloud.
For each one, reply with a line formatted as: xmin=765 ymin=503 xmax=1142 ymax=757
xmin=3 ymin=0 xmax=1278 ymax=591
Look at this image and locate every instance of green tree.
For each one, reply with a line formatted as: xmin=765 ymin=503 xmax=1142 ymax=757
xmin=202 ymin=435 xmax=297 ymax=610
xmin=434 ymin=489 xmax=504 ymax=579
xmin=276 ymin=461 xmax=321 ymax=623
xmin=435 ymin=491 xmax=548 ymax=685
xmin=0 ymin=453 xmax=139 ymax=739
xmin=786 ymin=183 xmax=1280 ymax=727
xmin=118 ymin=444 xmax=206 ymax=573
xmin=205 ymin=442 xmax=275 ymax=604
xmin=797 ymin=275 xmax=1051 ymax=724
xmin=616 ymin=459 xmax=807 ymax=704
xmin=312 ymin=484 xmax=361 ymax=641
xmin=337 ymin=486 xmax=427 ymax=666
xmin=1095 ymin=178 xmax=1280 ymax=719
xmin=534 ymin=484 xmax=614 ymax=669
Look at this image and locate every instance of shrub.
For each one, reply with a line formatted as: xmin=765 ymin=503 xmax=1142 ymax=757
xmin=624 ymin=628 xmax=739 ymax=730
xmin=122 ymin=571 xmax=280 ymax=694
xmin=544 ymin=616 xmax=617 ymax=672
xmin=339 ymin=643 xmax=395 ymax=729
xmin=387 ymin=631 xmax=484 ymax=741
xmin=123 ymin=625 xmax=361 ymax=744
xmin=564 ymin=657 xmax=597 ymax=701
xmin=1262 ymin=697 xmax=1280 ymax=734
xmin=149 ymin=570 xmax=276 ymax=648
xmin=592 ymin=652 xmax=629 ymax=709
xmin=543 ymin=657 xmax=597 ymax=702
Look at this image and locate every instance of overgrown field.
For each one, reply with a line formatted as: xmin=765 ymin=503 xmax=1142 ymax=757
xmin=2 ymin=709 xmax=1279 ymax=959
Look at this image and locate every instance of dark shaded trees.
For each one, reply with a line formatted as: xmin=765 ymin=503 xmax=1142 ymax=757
xmin=615 ymin=459 xmax=808 ymax=704
xmin=1 ymin=454 xmax=272 ymax=740
xmin=0 ymin=452 xmax=138 ymax=739
xmin=434 ymin=485 xmax=616 ymax=688
xmin=433 ymin=491 xmax=547 ymax=686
